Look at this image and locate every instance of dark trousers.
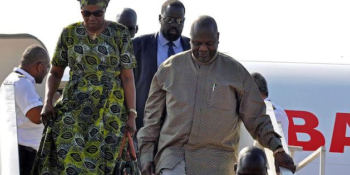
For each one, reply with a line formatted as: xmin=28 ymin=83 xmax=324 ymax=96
xmin=18 ymin=145 xmax=37 ymax=175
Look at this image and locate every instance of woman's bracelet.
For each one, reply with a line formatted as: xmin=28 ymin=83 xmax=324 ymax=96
xmin=128 ymin=108 xmax=137 ymax=118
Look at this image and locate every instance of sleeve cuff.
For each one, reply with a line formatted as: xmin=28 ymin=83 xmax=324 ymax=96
xmin=121 ymin=63 xmax=137 ymax=70
xmin=268 ymin=136 xmax=283 ymax=151
xmin=23 ymin=102 xmax=43 ymax=116
xmin=51 ymin=61 xmax=68 ymax=68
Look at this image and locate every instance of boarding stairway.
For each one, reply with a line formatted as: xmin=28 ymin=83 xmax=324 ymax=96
xmin=238 ymin=101 xmax=326 ymax=175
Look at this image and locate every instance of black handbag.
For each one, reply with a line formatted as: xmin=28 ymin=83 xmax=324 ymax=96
xmin=114 ymin=132 xmax=141 ymax=175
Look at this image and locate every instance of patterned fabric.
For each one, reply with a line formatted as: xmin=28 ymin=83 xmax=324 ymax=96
xmin=78 ymin=0 xmax=110 ymax=8
xmin=31 ymin=22 xmax=136 ymax=175
xmin=137 ymin=51 xmax=282 ymax=175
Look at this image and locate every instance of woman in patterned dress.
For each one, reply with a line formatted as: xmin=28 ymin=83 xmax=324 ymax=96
xmin=32 ymin=0 xmax=137 ymax=174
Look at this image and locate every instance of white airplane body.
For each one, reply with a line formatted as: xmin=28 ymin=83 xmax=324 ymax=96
xmin=1 ymin=34 xmax=349 ymax=175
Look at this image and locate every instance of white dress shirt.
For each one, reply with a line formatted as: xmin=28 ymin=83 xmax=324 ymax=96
xmin=3 ymin=68 xmax=44 ymax=150
xmin=265 ymin=97 xmax=289 ymax=144
xmin=157 ymin=32 xmax=184 ymax=67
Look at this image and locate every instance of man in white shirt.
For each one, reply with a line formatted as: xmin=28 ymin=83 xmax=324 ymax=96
xmin=251 ymin=72 xmax=290 ymax=144
xmin=0 ymin=45 xmax=50 ymax=175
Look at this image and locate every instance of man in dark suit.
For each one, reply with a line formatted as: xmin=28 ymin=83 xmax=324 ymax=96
xmin=133 ymin=0 xmax=190 ymax=131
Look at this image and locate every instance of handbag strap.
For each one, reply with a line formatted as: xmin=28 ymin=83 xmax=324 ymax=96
xmin=117 ymin=132 xmax=137 ymax=160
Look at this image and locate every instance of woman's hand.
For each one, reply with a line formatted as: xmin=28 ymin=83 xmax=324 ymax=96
xmin=41 ymin=102 xmax=56 ymax=123
xmin=125 ymin=113 xmax=137 ymax=135
xmin=41 ymin=66 xmax=65 ymax=124
xmin=120 ymin=69 xmax=137 ymax=135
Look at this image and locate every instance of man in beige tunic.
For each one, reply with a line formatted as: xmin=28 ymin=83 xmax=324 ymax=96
xmin=138 ymin=16 xmax=296 ymax=175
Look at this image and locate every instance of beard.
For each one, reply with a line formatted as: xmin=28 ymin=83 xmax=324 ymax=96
xmin=165 ymin=28 xmax=181 ymax=41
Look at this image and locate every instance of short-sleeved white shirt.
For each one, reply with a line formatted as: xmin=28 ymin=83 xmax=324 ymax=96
xmin=264 ymin=97 xmax=289 ymax=144
xmin=4 ymin=68 xmax=44 ymax=150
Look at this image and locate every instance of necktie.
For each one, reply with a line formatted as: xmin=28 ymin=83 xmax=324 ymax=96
xmin=167 ymin=42 xmax=175 ymax=58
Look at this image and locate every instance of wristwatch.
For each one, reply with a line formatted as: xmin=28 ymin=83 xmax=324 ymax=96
xmin=128 ymin=108 xmax=137 ymax=118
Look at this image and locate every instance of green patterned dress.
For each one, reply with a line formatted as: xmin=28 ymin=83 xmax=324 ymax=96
xmin=32 ymin=22 xmax=136 ymax=175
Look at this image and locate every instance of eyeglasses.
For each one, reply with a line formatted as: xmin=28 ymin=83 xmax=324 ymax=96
xmin=161 ymin=15 xmax=185 ymax=24
xmin=81 ymin=10 xmax=105 ymax=17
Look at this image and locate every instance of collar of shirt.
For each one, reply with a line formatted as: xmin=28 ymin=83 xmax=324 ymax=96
xmin=264 ymin=97 xmax=270 ymax=101
xmin=158 ymin=31 xmax=182 ymax=48
xmin=13 ymin=67 xmax=36 ymax=84
xmin=191 ymin=52 xmax=218 ymax=65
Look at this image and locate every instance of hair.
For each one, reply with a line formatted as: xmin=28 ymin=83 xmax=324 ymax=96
xmin=251 ymin=72 xmax=269 ymax=97
xmin=117 ymin=8 xmax=137 ymax=21
xmin=161 ymin=0 xmax=185 ymax=15
xmin=21 ymin=45 xmax=49 ymax=67
xmin=190 ymin=15 xmax=218 ymax=36
xmin=238 ymin=146 xmax=267 ymax=166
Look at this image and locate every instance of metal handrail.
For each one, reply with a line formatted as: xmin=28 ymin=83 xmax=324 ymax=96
xmin=288 ymin=145 xmax=303 ymax=159
xmin=293 ymin=146 xmax=326 ymax=175
xmin=239 ymin=102 xmax=326 ymax=175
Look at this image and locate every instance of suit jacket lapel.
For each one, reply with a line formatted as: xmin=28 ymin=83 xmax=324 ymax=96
xmin=181 ymin=36 xmax=191 ymax=50
xmin=146 ymin=32 xmax=158 ymax=74
xmin=145 ymin=34 xmax=189 ymax=74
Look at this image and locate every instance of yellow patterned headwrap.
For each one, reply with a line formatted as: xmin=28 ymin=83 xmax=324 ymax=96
xmin=78 ymin=0 xmax=110 ymax=8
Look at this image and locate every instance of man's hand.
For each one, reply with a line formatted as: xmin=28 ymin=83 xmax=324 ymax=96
xmin=41 ymin=102 xmax=56 ymax=124
xmin=275 ymin=151 xmax=296 ymax=174
xmin=141 ymin=162 xmax=155 ymax=175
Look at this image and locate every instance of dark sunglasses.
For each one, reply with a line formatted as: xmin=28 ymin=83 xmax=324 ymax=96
xmin=81 ymin=10 xmax=105 ymax=17
xmin=161 ymin=15 xmax=185 ymax=24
